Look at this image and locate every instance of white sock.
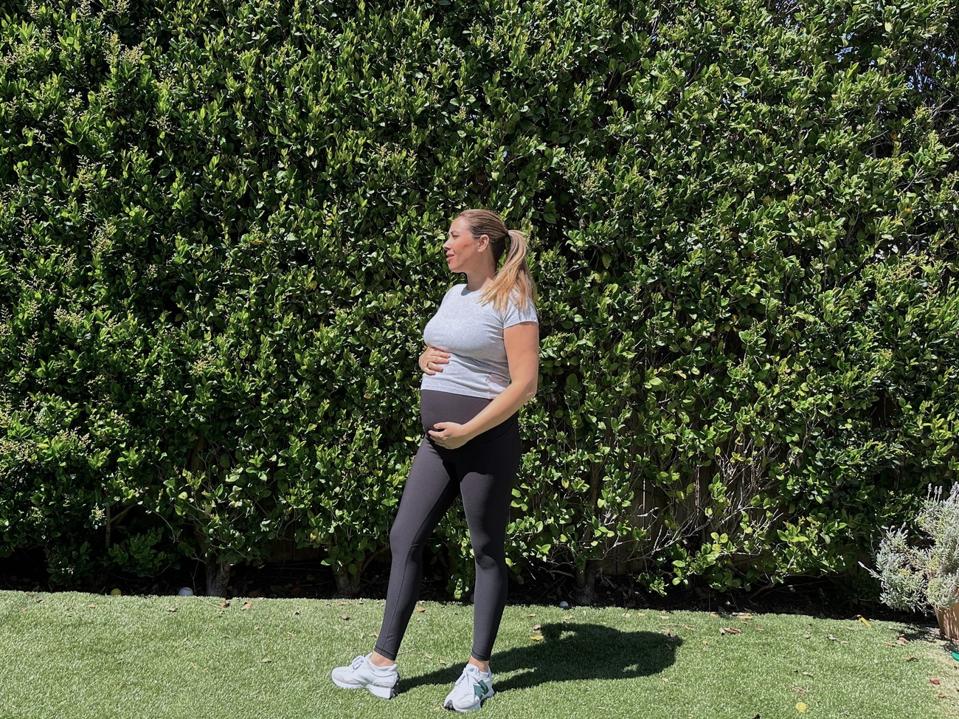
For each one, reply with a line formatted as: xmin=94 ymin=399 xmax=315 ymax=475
xmin=367 ymin=653 xmax=396 ymax=670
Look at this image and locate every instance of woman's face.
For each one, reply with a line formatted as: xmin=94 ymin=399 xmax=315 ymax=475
xmin=443 ymin=216 xmax=488 ymax=272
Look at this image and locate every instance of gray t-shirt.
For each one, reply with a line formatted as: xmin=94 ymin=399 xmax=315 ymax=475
xmin=420 ymin=282 xmax=539 ymax=399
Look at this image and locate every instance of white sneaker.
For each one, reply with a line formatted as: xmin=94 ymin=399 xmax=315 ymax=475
xmin=330 ymin=652 xmax=399 ymax=699
xmin=443 ymin=663 xmax=495 ymax=712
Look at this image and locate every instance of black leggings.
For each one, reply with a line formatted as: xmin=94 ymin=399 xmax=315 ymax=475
xmin=373 ymin=389 xmax=522 ymax=663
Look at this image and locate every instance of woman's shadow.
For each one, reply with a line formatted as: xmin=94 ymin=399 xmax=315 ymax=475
xmin=400 ymin=621 xmax=682 ymax=694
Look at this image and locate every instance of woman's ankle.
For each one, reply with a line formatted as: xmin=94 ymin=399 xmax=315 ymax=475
xmin=369 ymin=650 xmax=396 ymax=667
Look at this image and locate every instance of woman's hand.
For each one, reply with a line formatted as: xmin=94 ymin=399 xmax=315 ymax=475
xmin=420 ymin=345 xmax=469 ymax=447
xmin=419 ymin=345 xmax=451 ymax=375
xmin=427 ymin=421 xmax=473 ymax=449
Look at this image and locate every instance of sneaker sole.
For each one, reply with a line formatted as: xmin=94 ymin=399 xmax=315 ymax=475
xmin=445 ymin=687 xmax=495 ymax=712
xmin=330 ymin=673 xmax=398 ymax=699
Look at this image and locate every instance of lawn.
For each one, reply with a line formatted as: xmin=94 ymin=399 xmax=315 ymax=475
xmin=0 ymin=589 xmax=956 ymax=718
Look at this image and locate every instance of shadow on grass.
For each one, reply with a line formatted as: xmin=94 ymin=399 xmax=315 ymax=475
xmin=399 ymin=622 xmax=682 ymax=695
xmin=898 ymin=621 xmax=949 ymax=645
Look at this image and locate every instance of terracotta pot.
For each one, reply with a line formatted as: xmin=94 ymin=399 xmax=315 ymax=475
xmin=934 ymin=601 xmax=959 ymax=640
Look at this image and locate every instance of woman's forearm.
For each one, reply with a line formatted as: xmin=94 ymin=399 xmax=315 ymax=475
xmin=461 ymin=382 xmax=535 ymax=441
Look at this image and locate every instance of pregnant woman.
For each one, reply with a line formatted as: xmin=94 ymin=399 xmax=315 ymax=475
xmin=331 ymin=208 xmax=540 ymax=712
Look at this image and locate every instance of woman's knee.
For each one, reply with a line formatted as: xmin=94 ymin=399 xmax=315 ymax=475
xmin=471 ymin=536 xmax=506 ymax=568
xmin=389 ymin=521 xmax=417 ymax=554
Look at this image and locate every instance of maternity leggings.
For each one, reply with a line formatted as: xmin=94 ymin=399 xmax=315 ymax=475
xmin=373 ymin=388 xmax=522 ymax=662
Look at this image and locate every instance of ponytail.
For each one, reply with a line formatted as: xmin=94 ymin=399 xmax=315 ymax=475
xmin=456 ymin=208 xmax=539 ymax=315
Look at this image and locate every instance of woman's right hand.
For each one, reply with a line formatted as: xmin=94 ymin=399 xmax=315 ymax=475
xmin=419 ymin=345 xmax=451 ymax=375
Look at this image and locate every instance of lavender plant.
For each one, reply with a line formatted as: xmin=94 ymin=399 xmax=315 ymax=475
xmin=863 ymin=483 xmax=959 ymax=613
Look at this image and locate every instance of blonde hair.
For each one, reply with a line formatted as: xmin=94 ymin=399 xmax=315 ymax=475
xmin=455 ymin=208 xmax=539 ymax=315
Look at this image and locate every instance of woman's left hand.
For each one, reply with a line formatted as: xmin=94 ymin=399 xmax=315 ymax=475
xmin=427 ymin=421 xmax=473 ymax=449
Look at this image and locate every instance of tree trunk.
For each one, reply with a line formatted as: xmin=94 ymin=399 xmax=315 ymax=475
xmin=334 ymin=567 xmax=361 ymax=597
xmin=572 ymin=558 xmax=599 ymax=605
xmin=205 ymin=556 xmax=232 ymax=597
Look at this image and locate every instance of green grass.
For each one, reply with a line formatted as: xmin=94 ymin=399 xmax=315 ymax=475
xmin=0 ymin=589 xmax=956 ymax=718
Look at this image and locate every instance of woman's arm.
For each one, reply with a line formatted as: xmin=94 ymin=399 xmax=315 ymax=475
xmin=461 ymin=321 xmax=540 ymax=440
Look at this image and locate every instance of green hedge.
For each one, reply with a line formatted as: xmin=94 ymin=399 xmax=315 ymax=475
xmin=1 ymin=0 xmax=957 ymax=600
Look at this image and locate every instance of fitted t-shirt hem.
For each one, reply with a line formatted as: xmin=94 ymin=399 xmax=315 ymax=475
xmin=419 ymin=382 xmax=496 ymax=401
xmin=419 ymin=386 xmax=494 ymax=401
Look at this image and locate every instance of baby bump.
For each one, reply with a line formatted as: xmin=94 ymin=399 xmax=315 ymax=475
xmin=419 ymin=389 xmax=491 ymax=432
xmin=419 ymin=388 xmax=520 ymax=446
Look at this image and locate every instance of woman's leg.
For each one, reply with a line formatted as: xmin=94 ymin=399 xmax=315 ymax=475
xmin=373 ymin=435 xmax=459 ymax=661
xmin=457 ymin=425 xmax=522 ymax=663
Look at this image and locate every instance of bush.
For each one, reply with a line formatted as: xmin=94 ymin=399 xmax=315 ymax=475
xmin=1 ymin=0 xmax=957 ymax=598
xmin=864 ymin=483 xmax=959 ymax=613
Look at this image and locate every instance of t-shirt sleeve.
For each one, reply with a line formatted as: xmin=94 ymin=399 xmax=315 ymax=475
xmin=503 ymin=294 xmax=539 ymax=328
